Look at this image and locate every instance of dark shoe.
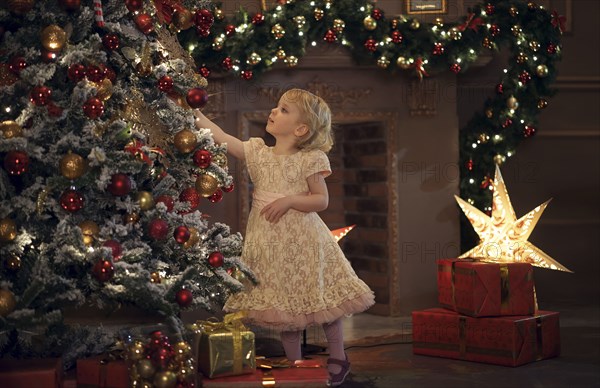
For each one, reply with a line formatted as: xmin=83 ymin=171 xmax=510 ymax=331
xmin=327 ymin=354 xmax=351 ymax=387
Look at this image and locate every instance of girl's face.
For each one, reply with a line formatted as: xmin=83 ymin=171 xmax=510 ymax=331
xmin=266 ymin=95 xmax=305 ymax=138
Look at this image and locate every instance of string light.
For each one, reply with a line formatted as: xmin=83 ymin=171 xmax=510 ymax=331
xmin=188 ymin=44 xmax=195 ymax=52
xmin=469 ymin=178 xmax=475 ymax=184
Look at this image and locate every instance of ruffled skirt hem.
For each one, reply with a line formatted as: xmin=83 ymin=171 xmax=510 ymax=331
xmin=223 ymin=292 xmax=375 ymax=332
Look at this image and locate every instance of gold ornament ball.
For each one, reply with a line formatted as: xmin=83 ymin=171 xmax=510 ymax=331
xmin=537 ymin=99 xmax=548 ymax=109
xmin=511 ymin=25 xmax=522 ymax=36
xmin=1 ymin=121 xmax=23 ymax=139
xmin=232 ymin=267 xmax=247 ymax=282
xmin=41 ymin=25 xmax=67 ymax=52
xmin=135 ymin=61 xmax=153 ymax=77
xmin=0 ymin=289 xmax=17 ymax=317
xmin=494 ymin=154 xmax=505 ymax=165
xmin=172 ymin=9 xmax=194 ymax=31
xmin=195 ymin=174 xmax=219 ymax=197
xmin=509 ymin=6 xmax=519 ymax=17
xmin=529 ymin=40 xmax=540 ymax=52
xmin=8 ymin=0 xmax=35 ymax=15
xmin=377 ymin=56 xmax=390 ymax=69
xmin=136 ymin=191 xmax=155 ymax=211
xmin=478 ymin=133 xmax=489 ymax=143
xmin=396 ymin=56 xmax=411 ymax=70
xmin=536 ymin=64 xmax=549 ymax=77
xmin=174 ymin=341 xmax=192 ymax=357
xmin=434 ymin=17 xmax=444 ymax=27
xmin=516 ymin=52 xmax=528 ymax=64
xmin=333 ymin=19 xmax=345 ymax=34
xmin=94 ymin=78 xmax=114 ymax=101
xmin=5 ymin=255 xmax=21 ymax=271
xmin=390 ymin=18 xmax=399 ymax=29
xmin=276 ymin=49 xmax=287 ymax=60
xmin=482 ymin=37 xmax=493 ymax=50
xmin=294 ymin=15 xmax=306 ymax=28
xmin=212 ymin=36 xmax=224 ymax=51
xmin=60 ymin=152 xmax=87 ymax=180
xmin=0 ymin=218 xmax=17 ymax=242
xmin=153 ymin=371 xmax=177 ymax=388
xmin=247 ymin=52 xmax=262 ymax=66
xmin=131 ymin=379 xmax=152 ymax=388
xmin=314 ymin=8 xmax=324 ymax=21
xmin=285 ymin=56 xmax=298 ymax=67
xmin=79 ymin=220 xmax=100 ymax=246
xmin=150 ymin=271 xmax=162 ymax=283
xmin=485 ymin=108 xmax=493 ymax=119
xmin=363 ymin=16 xmax=377 ymax=31
xmin=410 ymin=18 xmax=420 ymax=30
xmin=174 ymin=129 xmax=197 ymax=153
xmin=0 ymin=64 xmax=19 ymax=87
xmin=271 ymin=24 xmax=285 ymax=39
xmin=449 ymin=27 xmax=461 ymax=40
xmin=528 ymin=2 xmax=538 ymax=10
xmin=214 ymin=8 xmax=224 ymax=20
xmin=212 ymin=153 xmax=228 ymax=168
xmin=183 ymin=227 xmax=200 ymax=249
xmin=136 ymin=359 xmax=156 ymax=380
xmin=128 ymin=341 xmax=145 ymax=361
xmin=124 ymin=212 xmax=140 ymax=224
xmin=507 ymin=96 xmax=519 ymax=110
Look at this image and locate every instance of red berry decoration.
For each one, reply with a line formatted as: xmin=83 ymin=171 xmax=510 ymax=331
xmin=209 ymin=188 xmax=223 ymax=203
xmin=83 ymin=97 xmax=105 ymax=119
xmin=102 ymin=33 xmax=120 ymax=51
xmin=199 ymin=66 xmax=210 ymax=78
xmin=451 ymin=63 xmax=461 ymax=74
xmin=324 ymin=29 xmax=337 ymax=43
xmin=102 ymin=239 xmax=123 ymax=260
xmin=251 ymin=13 xmax=264 ymax=25
xmin=156 ymin=195 xmax=175 ymax=212
xmin=391 ymin=30 xmax=403 ymax=44
xmin=175 ymin=289 xmax=193 ymax=308
xmin=148 ymin=218 xmax=169 ymax=240
xmin=519 ymin=71 xmax=531 ymax=84
xmin=158 ymin=75 xmax=173 ymax=92
xmin=30 ymin=86 xmax=52 ymax=106
xmin=107 ymin=173 xmax=132 ymax=196
xmin=8 ymin=57 xmax=27 ymax=74
xmin=490 ymin=24 xmax=500 ymax=37
xmin=194 ymin=9 xmax=214 ymax=29
xmin=59 ymin=0 xmax=81 ymax=11
xmin=240 ymin=70 xmax=253 ymax=80
xmin=222 ymin=57 xmax=233 ymax=71
xmin=193 ymin=149 xmax=212 ymax=168
xmin=4 ymin=150 xmax=29 ymax=175
xmin=86 ymin=65 xmax=105 ymax=83
xmin=496 ymin=83 xmax=504 ymax=94
xmin=174 ymin=226 xmax=191 ymax=244
xmin=224 ymin=24 xmax=236 ymax=37
xmin=134 ymin=13 xmax=155 ymax=35
xmin=68 ymin=64 xmax=86 ymax=82
xmin=60 ymin=188 xmax=84 ymax=212
xmin=179 ymin=188 xmax=200 ymax=212
xmin=92 ymin=259 xmax=114 ymax=282
xmin=208 ymin=251 xmax=224 ymax=268
xmin=502 ymin=118 xmax=513 ymax=128
xmin=485 ymin=4 xmax=495 ymax=15
xmin=364 ymin=38 xmax=377 ymax=52
xmin=222 ymin=183 xmax=234 ymax=193
xmin=186 ymin=88 xmax=208 ymax=109
xmin=547 ymin=44 xmax=557 ymax=55
xmin=372 ymin=8 xmax=383 ymax=20
xmin=466 ymin=159 xmax=474 ymax=171
xmin=523 ymin=125 xmax=536 ymax=138
xmin=432 ymin=43 xmax=444 ymax=55
xmin=125 ymin=0 xmax=143 ymax=12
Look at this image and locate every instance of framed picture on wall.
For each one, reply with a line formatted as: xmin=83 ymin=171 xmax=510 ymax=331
xmin=406 ymin=0 xmax=448 ymax=14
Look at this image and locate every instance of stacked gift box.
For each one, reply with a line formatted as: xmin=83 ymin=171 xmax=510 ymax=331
xmin=412 ymin=258 xmax=561 ymax=367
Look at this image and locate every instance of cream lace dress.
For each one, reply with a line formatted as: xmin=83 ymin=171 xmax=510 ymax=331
xmin=224 ymin=138 xmax=375 ymax=331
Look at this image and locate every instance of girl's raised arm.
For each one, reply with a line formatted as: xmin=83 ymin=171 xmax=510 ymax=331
xmin=194 ymin=110 xmax=245 ymax=161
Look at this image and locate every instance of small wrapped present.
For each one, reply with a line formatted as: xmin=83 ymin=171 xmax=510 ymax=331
xmin=190 ymin=312 xmax=256 ymax=379
xmin=201 ymin=359 xmax=330 ymax=387
xmin=0 ymin=357 xmax=63 ymax=388
xmin=76 ymin=355 xmax=129 ymax=388
xmin=437 ymin=258 xmax=536 ymax=317
xmin=412 ymin=308 xmax=560 ymax=367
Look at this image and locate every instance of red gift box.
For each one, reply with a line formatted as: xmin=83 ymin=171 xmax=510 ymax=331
xmin=201 ymin=359 xmax=330 ymax=387
xmin=0 ymin=358 xmax=63 ymax=388
xmin=412 ymin=308 xmax=560 ymax=367
xmin=76 ymin=356 xmax=129 ymax=388
xmin=437 ymin=258 xmax=535 ymax=317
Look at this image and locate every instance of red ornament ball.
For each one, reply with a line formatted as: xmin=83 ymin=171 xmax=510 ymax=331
xmin=60 ymin=188 xmax=84 ymax=212
xmin=193 ymin=149 xmax=212 ymax=168
xmin=156 ymin=195 xmax=175 ymax=212
xmin=86 ymin=65 xmax=105 ymax=83
xmin=83 ymin=97 xmax=105 ymax=119
xmin=8 ymin=57 xmax=27 ymax=74
xmin=102 ymin=239 xmax=123 ymax=260
xmin=251 ymin=13 xmax=264 ymax=25
xmin=40 ymin=49 xmax=58 ymax=63
xmin=68 ymin=64 xmax=86 ymax=82
xmin=364 ymin=38 xmax=377 ymax=52
xmin=134 ymin=13 xmax=155 ymax=35
xmin=102 ymin=33 xmax=120 ymax=51
xmin=502 ymin=118 xmax=513 ymax=128
xmin=432 ymin=43 xmax=445 ymax=55
xmin=485 ymin=4 xmax=495 ymax=15
xmin=490 ymin=24 xmax=500 ymax=37
xmin=199 ymin=66 xmax=210 ymax=78
xmin=158 ymin=75 xmax=173 ymax=92
xmin=372 ymin=8 xmax=383 ymax=20
xmin=194 ymin=9 xmax=214 ymax=29
xmin=175 ymin=289 xmax=193 ymax=308
xmin=4 ymin=150 xmax=29 ymax=175
xmin=547 ymin=43 xmax=557 ymax=55
xmin=222 ymin=57 xmax=233 ymax=71
xmin=107 ymin=173 xmax=132 ymax=196
xmin=450 ymin=63 xmax=461 ymax=74
xmin=148 ymin=218 xmax=169 ymax=240
xmin=179 ymin=187 xmax=200 ymax=212
xmin=196 ymin=27 xmax=210 ymax=37
xmin=209 ymin=188 xmax=223 ymax=203
xmin=222 ymin=183 xmax=234 ymax=193
xmin=496 ymin=83 xmax=504 ymax=94
xmin=46 ymin=102 xmax=63 ymax=118
xmin=391 ymin=30 xmax=403 ymax=44
xmin=224 ymin=24 xmax=236 ymax=37
xmin=102 ymin=65 xmax=117 ymax=83
xmin=59 ymin=0 xmax=81 ymax=11
xmin=186 ymin=88 xmax=208 ymax=109
xmin=466 ymin=159 xmax=474 ymax=171
xmin=173 ymin=226 xmax=191 ymax=244
xmin=240 ymin=70 xmax=253 ymax=80
xmin=523 ymin=125 xmax=536 ymax=138
xmin=519 ymin=71 xmax=531 ymax=84
xmin=208 ymin=251 xmax=224 ymax=268
xmin=30 ymin=86 xmax=52 ymax=106
xmin=92 ymin=259 xmax=114 ymax=282
xmin=324 ymin=29 xmax=337 ymax=43
xmin=125 ymin=0 xmax=143 ymax=13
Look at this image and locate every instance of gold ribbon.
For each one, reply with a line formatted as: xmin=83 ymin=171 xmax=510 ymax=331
xmin=499 ymin=264 xmax=510 ymax=314
xmin=197 ymin=312 xmax=247 ymax=375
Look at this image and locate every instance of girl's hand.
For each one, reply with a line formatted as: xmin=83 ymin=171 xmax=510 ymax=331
xmin=260 ymin=197 xmax=292 ymax=223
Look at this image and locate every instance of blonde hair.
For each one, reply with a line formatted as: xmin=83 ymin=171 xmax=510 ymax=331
xmin=282 ymin=88 xmax=333 ymax=153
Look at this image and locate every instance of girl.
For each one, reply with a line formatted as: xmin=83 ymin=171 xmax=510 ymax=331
xmin=194 ymin=89 xmax=375 ymax=386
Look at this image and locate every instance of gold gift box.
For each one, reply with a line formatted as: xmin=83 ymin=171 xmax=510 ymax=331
xmin=190 ymin=312 xmax=256 ymax=379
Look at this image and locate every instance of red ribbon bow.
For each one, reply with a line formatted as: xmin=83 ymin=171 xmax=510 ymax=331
xmin=458 ymin=13 xmax=484 ymax=32
xmin=413 ymin=58 xmax=429 ymax=80
xmin=551 ymin=10 xmax=566 ymax=33
xmin=124 ymin=140 xmax=166 ymax=166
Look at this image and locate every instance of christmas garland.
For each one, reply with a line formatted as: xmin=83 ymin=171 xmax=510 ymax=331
xmin=174 ymin=0 xmax=564 ymax=222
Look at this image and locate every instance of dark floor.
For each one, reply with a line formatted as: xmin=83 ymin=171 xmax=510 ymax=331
xmin=254 ymin=300 xmax=600 ymax=388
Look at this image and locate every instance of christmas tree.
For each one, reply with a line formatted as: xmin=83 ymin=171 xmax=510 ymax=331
xmin=0 ymin=0 xmax=252 ymax=364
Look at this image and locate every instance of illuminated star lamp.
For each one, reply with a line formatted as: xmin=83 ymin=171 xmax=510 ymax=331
xmin=455 ymin=166 xmax=572 ymax=273
xmin=331 ymin=224 xmax=356 ymax=243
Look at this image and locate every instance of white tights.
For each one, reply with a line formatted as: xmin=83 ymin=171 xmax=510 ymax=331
xmin=279 ymin=318 xmax=345 ymax=362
